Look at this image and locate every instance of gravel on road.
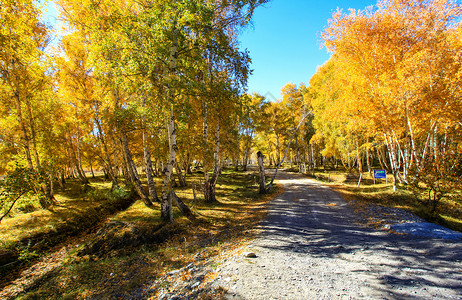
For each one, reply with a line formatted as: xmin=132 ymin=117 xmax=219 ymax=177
xmin=211 ymin=172 xmax=462 ymax=299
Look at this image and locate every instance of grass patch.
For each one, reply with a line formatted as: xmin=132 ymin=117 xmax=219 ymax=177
xmin=0 ymin=177 xmax=135 ymax=281
xmin=7 ymin=168 xmax=282 ymax=299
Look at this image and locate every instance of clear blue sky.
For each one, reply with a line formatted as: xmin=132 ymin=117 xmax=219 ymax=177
xmin=239 ymin=0 xmax=376 ymax=100
xmin=43 ymin=0 xmax=377 ymax=100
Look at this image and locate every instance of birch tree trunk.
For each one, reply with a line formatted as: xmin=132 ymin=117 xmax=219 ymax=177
xmin=75 ymin=134 xmax=89 ymax=184
xmin=142 ymin=96 xmax=159 ymax=202
xmin=233 ymin=157 xmax=239 ymax=171
xmin=175 ymin=162 xmax=186 ymax=187
xmin=257 ymin=151 xmax=266 ymax=194
xmin=243 ymin=150 xmax=249 ymax=171
xmin=377 ymin=148 xmax=385 ymax=170
xmin=89 ymin=159 xmax=95 ymax=178
xmin=143 ymin=132 xmax=159 ymax=202
xmin=112 ymin=134 xmax=121 ymax=179
xmin=171 ymin=191 xmax=194 ymax=219
xmin=391 ymin=131 xmax=408 ymax=184
xmin=161 ymin=112 xmax=177 ymax=222
xmin=15 ymin=92 xmax=34 ymax=170
xmin=202 ymin=101 xmax=211 ymax=200
xmin=380 ymin=145 xmax=389 ymax=170
xmin=204 ymin=122 xmax=222 ymax=203
xmin=366 ymin=144 xmax=372 ymax=177
xmin=25 ymin=96 xmax=56 ymax=201
xmin=356 ymin=140 xmax=363 ymax=173
xmin=161 ymin=28 xmax=180 ymax=222
xmin=95 ymin=115 xmax=118 ymax=189
xmin=311 ymin=144 xmax=316 ymax=171
xmin=119 ymin=140 xmax=131 ymax=182
xmin=58 ymin=172 xmax=65 ymax=189
xmin=408 ymin=120 xmax=420 ymax=167
xmin=296 ymin=137 xmax=302 ymax=173
xmin=404 ymin=138 xmax=410 ymax=180
xmin=356 ymin=139 xmax=363 ymax=186
xmin=433 ymin=124 xmax=439 ymax=165
xmin=121 ymin=131 xmax=153 ymax=208
xmin=65 ymin=146 xmax=73 ymax=178
xmin=25 ymin=96 xmax=41 ymax=169
xmin=275 ymin=134 xmax=281 ymax=165
xmin=385 ymin=133 xmax=398 ymax=191
xmin=69 ymin=136 xmax=89 ymax=184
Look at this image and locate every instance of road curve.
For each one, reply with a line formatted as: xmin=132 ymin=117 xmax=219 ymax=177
xmin=213 ymin=171 xmax=462 ymax=299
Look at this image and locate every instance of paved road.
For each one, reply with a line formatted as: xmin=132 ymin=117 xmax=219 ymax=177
xmin=213 ymin=171 xmax=462 ymax=299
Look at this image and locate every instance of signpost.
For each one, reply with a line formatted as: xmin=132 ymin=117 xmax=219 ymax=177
xmin=373 ymin=169 xmax=387 ymax=184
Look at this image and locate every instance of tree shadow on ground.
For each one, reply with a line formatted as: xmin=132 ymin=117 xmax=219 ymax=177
xmin=250 ymin=174 xmax=462 ymax=298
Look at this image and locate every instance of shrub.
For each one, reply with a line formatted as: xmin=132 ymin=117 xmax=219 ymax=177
xmin=110 ymin=187 xmax=130 ymax=201
xmin=16 ymin=198 xmax=39 ymax=213
xmin=17 ymin=241 xmax=40 ymax=263
xmin=87 ymin=189 xmax=109 ymax=202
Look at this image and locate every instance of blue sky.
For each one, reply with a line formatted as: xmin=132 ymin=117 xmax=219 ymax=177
xmin=239 ymin=0 xmax=376 ymax=100
xmin=43 ymin=0 xmax=376 ymax=100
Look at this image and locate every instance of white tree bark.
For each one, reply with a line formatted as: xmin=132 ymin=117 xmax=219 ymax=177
xmin=161 ymin=113 xmax=177 ymax=222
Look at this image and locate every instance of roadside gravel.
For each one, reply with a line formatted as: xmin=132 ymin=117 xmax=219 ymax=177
xmin=211 ymin=171 xmax=462 ymax=299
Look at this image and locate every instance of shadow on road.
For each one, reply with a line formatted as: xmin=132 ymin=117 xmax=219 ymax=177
xmin=253 ymin=172 xmax=462 ymax=298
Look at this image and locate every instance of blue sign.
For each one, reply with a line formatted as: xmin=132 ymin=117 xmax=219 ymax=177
xmin=374 ymin=170 xmax=387 ymax=179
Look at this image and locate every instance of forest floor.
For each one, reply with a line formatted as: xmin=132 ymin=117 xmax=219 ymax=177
xmin=0 ymin=169 xmax=282 ymax=299
xmin=1 ymin=169 xmax=462 ymax=299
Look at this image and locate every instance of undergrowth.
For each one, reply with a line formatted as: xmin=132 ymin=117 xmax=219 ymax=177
xmin=0 ymin=177 xmax=136 ymax=285
xmin=2 ymin=168 xmax=282 ymax=299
